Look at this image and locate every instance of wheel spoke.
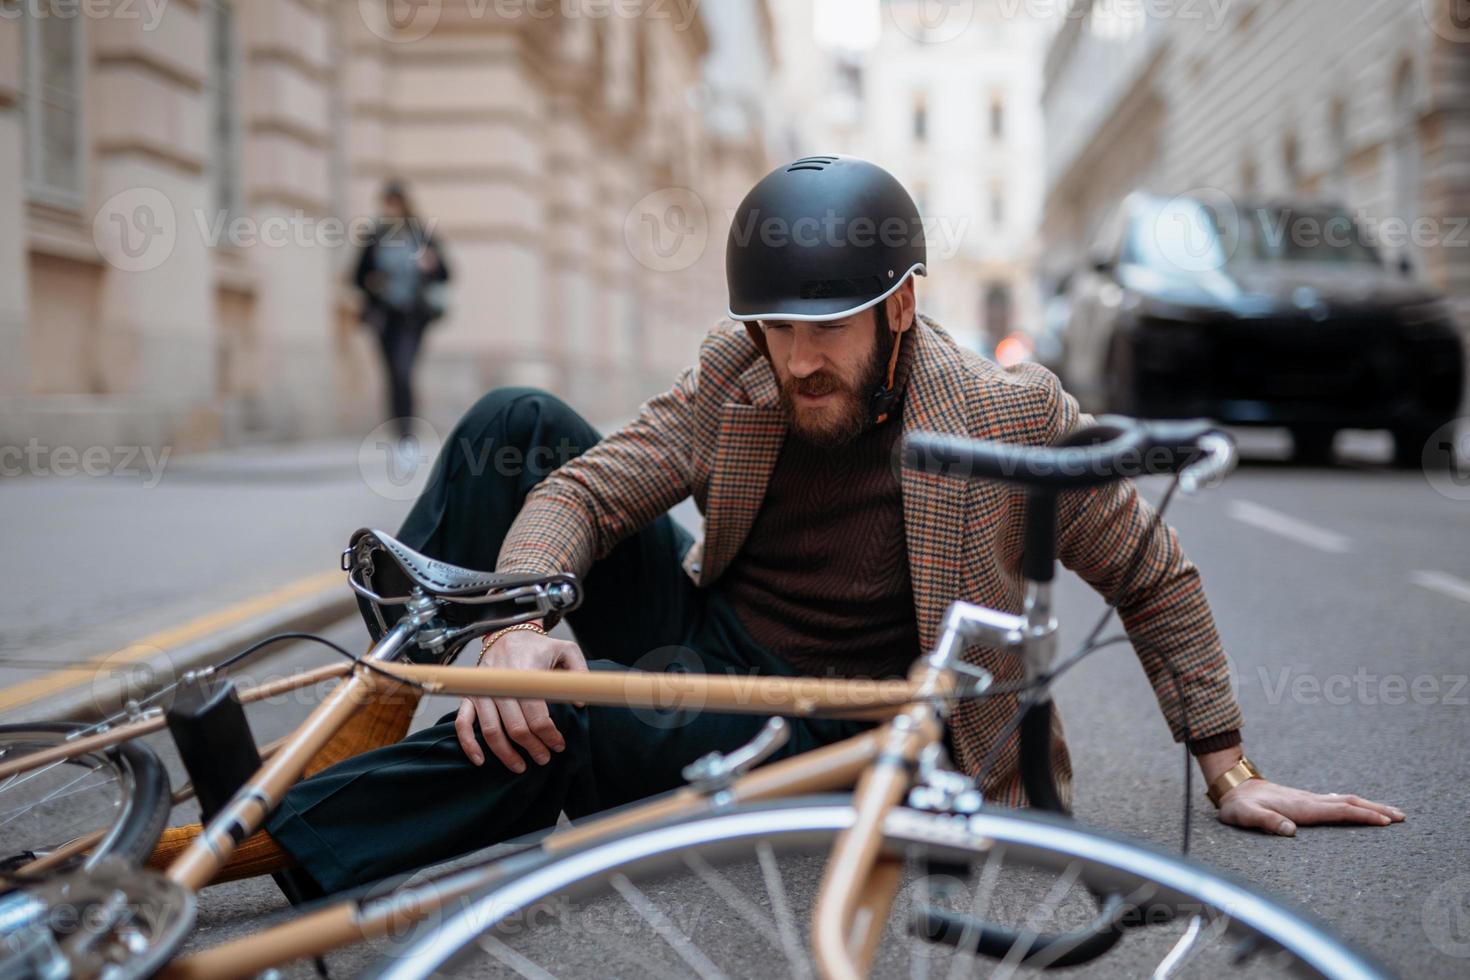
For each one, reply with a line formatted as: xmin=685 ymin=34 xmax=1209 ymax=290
xmin=755 ymin=841 xmax=810 ymax=980
xmin=473 ymin=934 xmax=558 ymax=980
xmin=991 ymin=859 xmax=1084 ymax=980
xmin=610 ymin=873 xmax=727 ymax=980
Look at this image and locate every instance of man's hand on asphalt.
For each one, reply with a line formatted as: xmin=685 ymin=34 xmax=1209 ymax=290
xmin=455 ymin=627 xmax=588 ymax=772
xmin=1218 ymin=780 xmax=1406 ymax=836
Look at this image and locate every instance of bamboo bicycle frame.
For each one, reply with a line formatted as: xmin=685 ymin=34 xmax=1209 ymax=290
xmin=9 ymin=634 xmax=956 ymax=979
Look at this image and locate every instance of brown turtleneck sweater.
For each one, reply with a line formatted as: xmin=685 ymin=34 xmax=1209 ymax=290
xmin=717 ymin=333 xmax=920 ymax=680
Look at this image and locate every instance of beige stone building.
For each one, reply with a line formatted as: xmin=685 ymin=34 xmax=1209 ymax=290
xmin=1039 ymin=0 xmax=1470 ymax=327
xmin=0 ymin=0 xmax=775 ymax=455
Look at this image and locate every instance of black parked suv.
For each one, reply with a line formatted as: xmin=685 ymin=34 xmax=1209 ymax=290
xmin=1062 ymin=192 xmax=1465 ymax=466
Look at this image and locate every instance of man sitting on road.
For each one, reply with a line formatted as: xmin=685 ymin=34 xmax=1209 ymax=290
xmin=258 ymin=157 xmax=1404 ymax=896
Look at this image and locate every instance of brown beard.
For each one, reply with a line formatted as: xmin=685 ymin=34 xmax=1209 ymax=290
xmin=777 ymin=321 xmax=894 ymax=450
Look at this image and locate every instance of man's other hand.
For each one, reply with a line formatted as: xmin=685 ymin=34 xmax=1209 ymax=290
xmin=455 ymin=627 xmax=588 ymax=771
xmin=1218 ymin=781 xmax=1406 ymax=836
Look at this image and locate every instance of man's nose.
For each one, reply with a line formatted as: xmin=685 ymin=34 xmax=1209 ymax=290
xmin=786 ymin=331 xmax=824 ymax=378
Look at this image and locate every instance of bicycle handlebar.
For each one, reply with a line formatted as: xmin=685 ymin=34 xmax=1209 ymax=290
xmin=902 ymin=416 xmax=1232 ymax=492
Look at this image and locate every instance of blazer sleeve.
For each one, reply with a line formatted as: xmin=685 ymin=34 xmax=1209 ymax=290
xmin=495 ymin=365 xmax=699 ymax=579
xmin=1041 ymin=372 xmax=1244 ymax=745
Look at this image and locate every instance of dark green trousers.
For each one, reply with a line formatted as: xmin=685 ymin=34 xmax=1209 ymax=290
xmin=264 ymin=388 xmax=871 ymax=895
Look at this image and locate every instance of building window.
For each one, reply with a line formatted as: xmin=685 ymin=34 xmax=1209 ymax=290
xmin=989 ymin=94 xmax=1005 ymax=140
xmin=913 ymin=94 xmax=928 ymax=144
xmin=990 ymin=183 xmax=1005 ymax=227
xmin=208 ymin=0 xmax=243 ymax=221
xmin=21 ymin=9 xmax=86 ymax=208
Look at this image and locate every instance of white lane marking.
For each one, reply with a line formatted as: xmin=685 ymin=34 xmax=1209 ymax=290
xmin=1411 ymin=571 xmax=1470 ymax=606
xmin=1226 ymin=500 xmax=1353 ymax=554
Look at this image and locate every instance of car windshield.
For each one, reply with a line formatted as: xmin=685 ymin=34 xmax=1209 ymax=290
xmin=1228 ymin=206 xmax=1381 ymax=265
xmin=1125 ymin=198 xmax=1381 ymax=274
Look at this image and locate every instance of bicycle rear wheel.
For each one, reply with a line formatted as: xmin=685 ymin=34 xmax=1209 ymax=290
xmin=0 ymin=722 xmax=171 ymax=875
xmin=360 ymin=797 xmax=1385 ymax=979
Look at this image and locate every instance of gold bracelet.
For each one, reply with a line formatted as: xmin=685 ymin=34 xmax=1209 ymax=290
xmin=1206 ymin=756 xmax=1263 ymax=807
xmin=476 ymin=622 xmax=547 ymax=665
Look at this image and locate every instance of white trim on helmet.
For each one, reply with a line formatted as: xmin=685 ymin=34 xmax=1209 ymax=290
xmin=725 ymin=263 xmax=928 ymax=323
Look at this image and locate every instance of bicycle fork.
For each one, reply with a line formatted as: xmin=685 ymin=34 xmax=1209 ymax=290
xmin=810 ymin=582 xmax=1058 ymax=980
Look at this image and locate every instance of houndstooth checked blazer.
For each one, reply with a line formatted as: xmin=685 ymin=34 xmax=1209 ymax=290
xmin=497 ymin=315 xmax=1244 ymax=804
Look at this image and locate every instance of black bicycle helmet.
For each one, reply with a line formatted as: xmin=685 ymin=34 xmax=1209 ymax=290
xmin=726 ymin=155 xmax=927 ymax=322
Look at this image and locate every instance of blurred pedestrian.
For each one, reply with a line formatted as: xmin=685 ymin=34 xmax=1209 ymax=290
xmin=354 ymin=180 xmax=451 ymax=445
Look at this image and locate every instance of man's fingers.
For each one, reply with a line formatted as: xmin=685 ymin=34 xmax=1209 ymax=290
xmin=1336 ymin=794 xmax=1406 ymax=821
xmin=1298 ymin=799 xmax=1393 ymax=826
xmin=1226 ymin=801 xmax=1296 ymax=836
xmin=495 ymin=698 xmax=553 ymax=765
xmin=519 ymin=698 xmax=566 ymax=755
xmin=454 ymin=699 xmax=484 ymax=766
xmin=554 ymin=643 xmax=590 ymax=706
xmin=474 ymin=697 xmax=526 ymax=773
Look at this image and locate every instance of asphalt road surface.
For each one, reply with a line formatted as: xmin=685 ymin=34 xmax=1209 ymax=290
xmin=19 ymin=429 xmax=1470 ymax=978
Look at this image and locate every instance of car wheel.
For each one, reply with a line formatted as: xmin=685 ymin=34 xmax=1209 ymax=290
xmin=1291 ymin=427 xmax=1336 ymax=465
xmin=1394 ymin=423 xmax=1454 ymax=470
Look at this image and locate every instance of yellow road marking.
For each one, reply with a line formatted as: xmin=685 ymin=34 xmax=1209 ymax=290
xmin=0 ymin=571 xmax=344 ymax=714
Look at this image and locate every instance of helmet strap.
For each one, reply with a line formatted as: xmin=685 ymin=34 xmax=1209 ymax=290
xmin=869 ymin=305 xmax=903 ymax=426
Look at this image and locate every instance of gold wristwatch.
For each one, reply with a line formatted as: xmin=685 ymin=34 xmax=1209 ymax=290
xmin=1206 ymin=756 xmax=1263 ymax=807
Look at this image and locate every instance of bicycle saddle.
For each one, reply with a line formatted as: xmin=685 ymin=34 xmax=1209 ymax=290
xmin=342 ymin=528 xmax=580 ymax=649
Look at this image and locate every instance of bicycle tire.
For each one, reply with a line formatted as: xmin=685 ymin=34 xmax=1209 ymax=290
xmin=359 ymin=796 xmax=1386 ymax=980
xmin=0 ymin=722 xmax=171 ymax=874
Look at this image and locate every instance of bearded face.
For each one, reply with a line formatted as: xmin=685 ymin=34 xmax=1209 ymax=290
xmin=760 ymin=310 xmax=895 ymax=449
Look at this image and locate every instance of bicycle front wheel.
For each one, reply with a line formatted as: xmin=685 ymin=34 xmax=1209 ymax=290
xmin=360 ymin=797 xmax=1385 ymax=979
xmin=0 ymin=722 xmax=171 ymax=875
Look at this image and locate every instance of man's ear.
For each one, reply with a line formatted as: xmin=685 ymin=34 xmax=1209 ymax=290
xmin=744 ymin=321 xmax=770 ymax=359
xmin=887 ymin=278 xmax=917 ymax=334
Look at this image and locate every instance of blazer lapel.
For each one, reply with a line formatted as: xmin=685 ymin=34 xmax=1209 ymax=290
xmin=901 ymin=319 xmax=979 ymax=653
xmin=700 ymin=358 xmax=786 ymax=585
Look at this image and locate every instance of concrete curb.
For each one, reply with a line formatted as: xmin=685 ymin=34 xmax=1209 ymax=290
xmin=6 ymin=588 xmax=360 ymax=725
